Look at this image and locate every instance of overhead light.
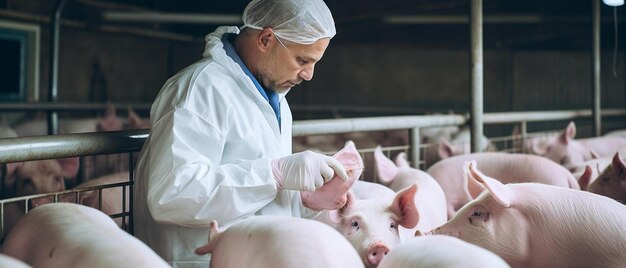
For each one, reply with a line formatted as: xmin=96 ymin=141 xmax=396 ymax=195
xmin=603 ymin=0 xmax=624 ymax=7
xmin=102 ymin=11 xmax=242 ymax=24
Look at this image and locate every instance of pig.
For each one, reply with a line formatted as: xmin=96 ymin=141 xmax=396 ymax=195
xmin=511 ymin=125 xmax=560 ymax=154
xmin=427 ymin=161 xmax=626 ymax=268
xmin=426 ymin=152 xmax=579 ymax=218
xmin=378 ymin=235 xmax=510 ymax=268
xmin=300 ymin=140 xmax=363 ymax=211
xmin=585 ymin=152 xmax=626 ymax=203
xmin=0 ymin=254 xmax=32 ymax=268
xmin=420 ymin=124 xmax=461 ymax=168
xmin=2 ymin=203 xmax=170 ymax=268
xmin=5 ymin=158 xmax=80 ymax=207
xmin=374 ymin=147 xmax=447 ymax=233
xmin=71 ymin=171 xmax=130 ymax=227
xmin=315 ymin=181 xmax=419 ymax=267
xmin=535 ymin=121 xmax=626 ymax=168
xmin=421 ymin=127 xmax=496 ymax=168
xmin=194 ymin=216 xmax=364 ymax=268
xmin=437 ymin=128 xmax=496 ymax=159
xmin=572 ymin=148 xmax=626 ymax=189
xmin=1 ymin=158 xmax=77 ymax=236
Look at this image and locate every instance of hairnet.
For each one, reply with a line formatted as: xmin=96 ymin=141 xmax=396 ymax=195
xmin=241 ymin=0 xmax=336 ymax=45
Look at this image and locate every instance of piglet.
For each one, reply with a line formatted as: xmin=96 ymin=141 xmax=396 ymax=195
xmin=315 ymin=181 xmax=418 ymax=268
xmin=378 ymin=235 xmax=509 ymax=268
xmin=300 ymin=140 xmax=363 ymax=211
xmin=2 ymin=203 xmax=170 ymax=268
xmin=374 ymin=147 xmax=447 ymax=233
xmin=426 ymin=152 xmax=579 ymax=218
xmin=427 ymin=161 xmax=626 ymax=268
xmin=195 ymin=216 xmax=363 ymax=268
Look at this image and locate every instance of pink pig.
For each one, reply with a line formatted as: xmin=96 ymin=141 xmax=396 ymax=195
xmin=378 ymin=235 xmax=509 ymax=268
xmin=300 ymin=140 xmax=363 ymax=211
xmin=374 ymin=147 xmax=447 ymax=233
xmin=426 ymin=152 xmax=579 ymax=218
xmin=195 ymin=216 xmax=364 ymax=268
xmin=315 ymin=181 xmax=419 ymax=267
xmin=7 ymin=158 xmax=79 ymax=208
xmin=2 ymin=203 xmax=169 ymax=268
xmin=427 ymin=161 xmax=626 ymax=268
xmin=536 ymin=121 xmax=626 ymax=168
xmin=585 ymin=152 xmax=626 ymax=203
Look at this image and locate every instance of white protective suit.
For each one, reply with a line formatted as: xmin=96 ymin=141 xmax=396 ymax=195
xmin=133 ymin=26 xmax=318 ymax=267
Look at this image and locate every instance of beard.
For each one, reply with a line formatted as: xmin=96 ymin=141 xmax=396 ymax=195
xmin=255 ymin=66 xmax=291 ymax=94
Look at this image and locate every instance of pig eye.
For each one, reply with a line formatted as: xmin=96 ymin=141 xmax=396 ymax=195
xmin=389 ymin=222 xmax=397 ymax=229
xmin=472 ymin=211 xmax=482 ymax=217
xmin=351 ymin=220 xmax=359 ymax=229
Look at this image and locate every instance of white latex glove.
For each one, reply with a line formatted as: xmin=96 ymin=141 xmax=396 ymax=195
xmin=271 ymin=151 xmax=348 ymax=192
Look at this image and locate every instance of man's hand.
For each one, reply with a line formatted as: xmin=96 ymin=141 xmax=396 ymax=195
xmin=271 ymin=151 xmax=348 ymax=192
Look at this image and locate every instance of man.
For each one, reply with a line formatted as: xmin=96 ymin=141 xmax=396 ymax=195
xmin=133 ymin=0 xmax=348 ymax=266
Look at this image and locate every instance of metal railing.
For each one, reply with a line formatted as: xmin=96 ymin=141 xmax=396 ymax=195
xmin=0 ymin=129 xmax=148 ymax=239
xmin=0 ymin=108 xmax=623 ymax=240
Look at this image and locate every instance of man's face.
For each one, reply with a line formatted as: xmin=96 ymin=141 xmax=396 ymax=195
xmin=256 ymin=34 xmax=330 ymax=93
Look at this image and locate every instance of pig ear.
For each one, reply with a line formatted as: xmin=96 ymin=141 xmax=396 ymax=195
xmin=333 ymin=141 xmax=364 ymax=181
xmin=560 ymin=121 xmax=577 ymax=144
xmin=438 ymin=139 xmax=454 ymax=159
xmin=57 ymin=157 xmax=79 ymax=178
xmin=329 ymin=191 xmax=355 ymax=224
xmin=578 ymin=165 xmax=593 ymax=191
xmin=195 ymin=220 xmax=221 ymax=255
xmin=463 ymin=161 xmax=485 ymax=200
xmin=3 ymin=162 xmax=23 ymax=187
xmin=374 ymin=146 xmax=398 ymax=184
xmin=394 ymin=152 xmax=410 ymax=168
xmin=613 ymin=152 xmax=626 ymax=177
xmin=466 ymin=161 xmax=512 ymax=207
xmin=391 ymin=184 xmax=419 ymax=229
xmin=531 ymin=139 xmax=546 ymax=155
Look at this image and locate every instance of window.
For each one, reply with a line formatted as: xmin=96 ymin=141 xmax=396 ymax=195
xmin=0 ymin=20 xmax=40 ymax=102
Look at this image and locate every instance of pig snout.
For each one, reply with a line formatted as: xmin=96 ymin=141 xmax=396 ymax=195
xmin=366 ymin=242 xmax=390 ymax=266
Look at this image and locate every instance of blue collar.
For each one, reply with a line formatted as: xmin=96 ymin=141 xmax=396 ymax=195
xmin=222 ymin=33 xmax=281 ymax=128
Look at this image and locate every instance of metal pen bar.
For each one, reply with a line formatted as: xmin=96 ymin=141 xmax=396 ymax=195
xmin=592 ymin=0 xmax=602 ymax=137
xmin=0 ymin=130 xmax=148 ymax=163
xmin=293 ymin=114 xmax=467 ymax=136
xmin=470 ymin=0 xmax=484 ymax=153
xmin=48 ymin=0 xmax=69 ymax=135
xmin=0 ymin=102 xmax=152 ymax=112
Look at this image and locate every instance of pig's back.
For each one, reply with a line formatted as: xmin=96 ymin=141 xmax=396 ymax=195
xmin=428 ymin=153 xmax=578 ymax=189
xmin=379 ymin=235 xmax=510 ymax=268
xmin=212 ymin=216 xmax=363 ymax=268
xmin=2 ymin=203 xmax=169 ymax=268
xmin=512 ymin=183 xmax=626 ymax=268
